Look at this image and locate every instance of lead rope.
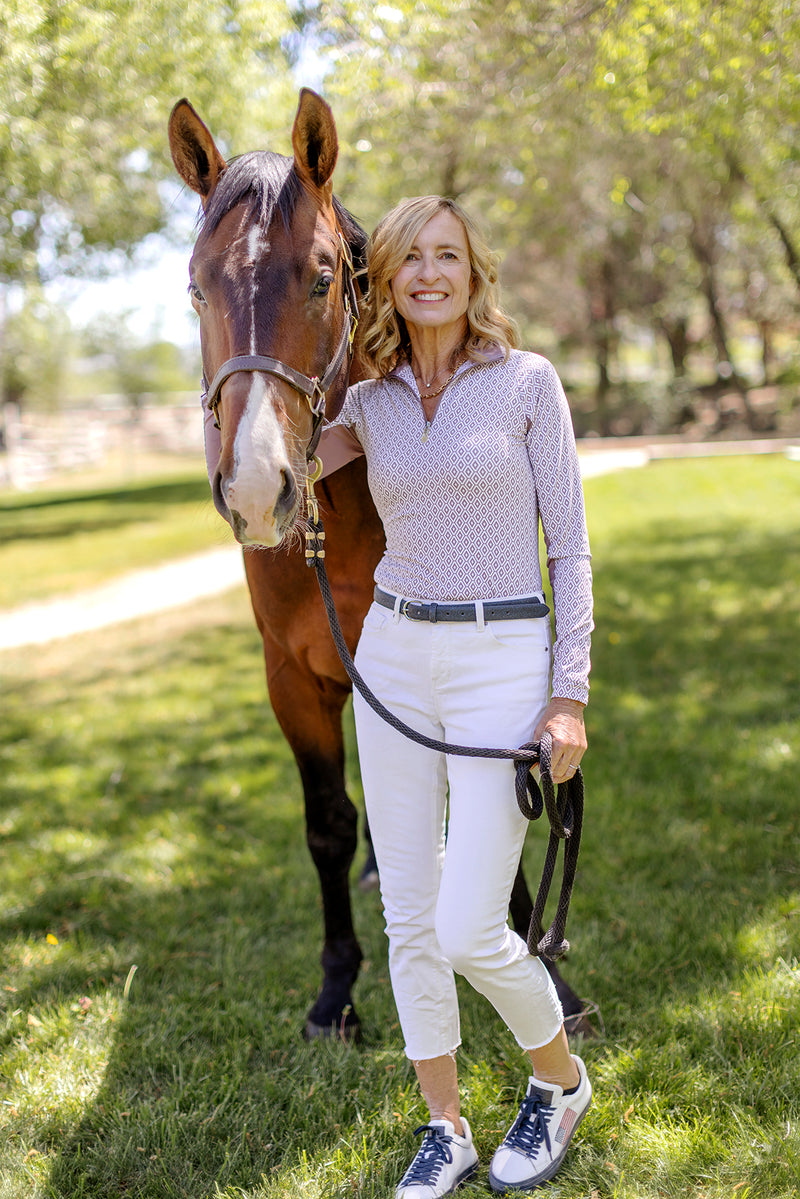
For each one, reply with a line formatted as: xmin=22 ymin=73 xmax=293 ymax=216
xmin=304 ymin=459 xmax=583 ymax=961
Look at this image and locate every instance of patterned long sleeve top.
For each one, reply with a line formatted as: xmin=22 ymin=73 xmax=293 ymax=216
xmin=323 ymin=346 xmax=593 ymax=703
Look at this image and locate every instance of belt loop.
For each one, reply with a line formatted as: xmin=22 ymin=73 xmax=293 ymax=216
xmin=428 ymin=602 xmax=438 ymax=623
xmin=392 ymin=594 xmax=402 ymax=623
xmin=475 ymin=599 xmax=485 ymax=632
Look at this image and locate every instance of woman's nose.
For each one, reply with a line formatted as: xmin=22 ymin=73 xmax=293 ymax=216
xmin=416 ymin=254 xmax=439 ymax=282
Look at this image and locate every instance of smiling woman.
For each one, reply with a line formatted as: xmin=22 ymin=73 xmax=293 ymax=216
xmin=313 ymin=193 xmax=595 ymax=1197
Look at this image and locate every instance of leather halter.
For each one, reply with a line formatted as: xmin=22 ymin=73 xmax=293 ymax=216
xmin=201 ymin=231 xmax=359 ymax=461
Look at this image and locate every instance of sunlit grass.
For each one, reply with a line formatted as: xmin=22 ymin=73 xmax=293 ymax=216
xmin=0 ymin=460 xmax=224 ymax=608
xmin=1 ymin=455 xmax=799 ymax=1197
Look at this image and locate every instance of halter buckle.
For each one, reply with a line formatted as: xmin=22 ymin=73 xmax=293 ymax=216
xmin=308 ymin=378 xmax=326 ymax=416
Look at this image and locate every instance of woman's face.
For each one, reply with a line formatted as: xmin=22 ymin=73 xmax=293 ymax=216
xmin=389 ymin=209 xmax=474 ymax=338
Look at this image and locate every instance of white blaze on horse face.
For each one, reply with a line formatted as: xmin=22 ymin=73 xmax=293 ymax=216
xmin=247 ymin=226 xmax=262 ymax=353
xmin=225 ymin=375 xmax=294 ymax=545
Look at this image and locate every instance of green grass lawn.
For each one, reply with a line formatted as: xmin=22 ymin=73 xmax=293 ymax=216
xmin=1 ymin=455 xmax=798 ymax=1198
xmin=0 ymin=455 xmax=224 ymax=610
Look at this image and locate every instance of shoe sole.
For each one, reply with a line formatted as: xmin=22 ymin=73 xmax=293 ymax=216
xmin=449 ymin=1159 xmax=479 ymax=1194
xmin=487 ymin=1100 xmax=591 ymax=1193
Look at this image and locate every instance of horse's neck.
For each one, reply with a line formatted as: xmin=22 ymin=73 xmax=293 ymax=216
xmin=348 ymin=349 xmax=377 ymax=386
xmin=347 ymin=323 xmax=379 ymax=386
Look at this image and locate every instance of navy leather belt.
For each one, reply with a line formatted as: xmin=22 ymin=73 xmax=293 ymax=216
xmin=373 ymin=587 xmax=549 ymax=623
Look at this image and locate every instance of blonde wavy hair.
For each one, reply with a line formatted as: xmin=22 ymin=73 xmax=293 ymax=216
xmin=359 ymin=196 xmax=519 ymax=378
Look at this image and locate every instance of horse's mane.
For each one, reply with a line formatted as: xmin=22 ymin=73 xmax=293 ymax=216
xmin=199 ymin=151 xmax=367 ymax=279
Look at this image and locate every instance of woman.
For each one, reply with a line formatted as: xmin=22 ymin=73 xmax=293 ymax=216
xmin=319 ymin=196 xmax=594 ymax=1197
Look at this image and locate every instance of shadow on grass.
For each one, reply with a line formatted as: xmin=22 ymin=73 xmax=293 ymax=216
xmin=0 ymin=478 xmax=210 ymax=545
xmin=1 ymin=463 xmax=799 ymax=1197
xmin=1 ymin=610 xmax=399 ymax=1197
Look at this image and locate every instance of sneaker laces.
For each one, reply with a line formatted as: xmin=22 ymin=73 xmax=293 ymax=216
xmin=400 ymin=1124 xmax=456 ymax=1186
xmin=501 ymin=1091 xmax=553 ymax=1157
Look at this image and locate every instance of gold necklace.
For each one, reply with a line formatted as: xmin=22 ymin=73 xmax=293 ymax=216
xmin=418 ymin=364 xmax=460 ymax=402
xmin=414 ymin=350 xmax=466 ymax=399
xmin=418 ymin=357 xmax=466 ymax=443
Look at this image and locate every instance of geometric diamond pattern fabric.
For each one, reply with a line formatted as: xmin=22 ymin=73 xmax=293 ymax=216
xmin=333 ymin=348 xmax=593 ymax=701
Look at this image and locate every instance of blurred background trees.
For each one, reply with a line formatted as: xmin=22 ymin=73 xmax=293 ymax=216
xmin=2 ymin=0 xmax=799 ymax=439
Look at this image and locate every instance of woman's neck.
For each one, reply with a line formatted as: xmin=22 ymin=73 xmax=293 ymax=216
xmin=407 ymin=324 xmax=468 ymax=388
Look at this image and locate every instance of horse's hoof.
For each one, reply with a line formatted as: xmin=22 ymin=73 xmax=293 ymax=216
xmin=304 ymin=1015 xmax=361 ymax=1044
xmin=358 ymin=847 xmax=380 ymax=892
xmin=358 ymin=865 xmax=379 ymax=892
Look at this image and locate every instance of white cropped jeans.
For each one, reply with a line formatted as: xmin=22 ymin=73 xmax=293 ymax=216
xmin=353 ymin=598 xmax=564 ymax=1062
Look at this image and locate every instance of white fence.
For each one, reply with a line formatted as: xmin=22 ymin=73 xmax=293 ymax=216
xmin=0 ymin=400 xmax=204 ymax=489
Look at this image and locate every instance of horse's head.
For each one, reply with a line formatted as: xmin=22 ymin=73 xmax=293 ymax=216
xmin=169 ymin=90 xmax=365 ymax=546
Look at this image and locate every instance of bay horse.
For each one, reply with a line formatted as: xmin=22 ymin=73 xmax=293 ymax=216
xmin=168 ymin=89 xmax=590 ymax=1039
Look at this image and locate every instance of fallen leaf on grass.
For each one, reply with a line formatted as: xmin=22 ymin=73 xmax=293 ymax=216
xmin=27 ymin=1013 xmax=42 ymax=1028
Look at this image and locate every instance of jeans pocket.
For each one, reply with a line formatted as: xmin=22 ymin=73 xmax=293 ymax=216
xmin=483 ymin=617 xmax=551 ymax=652
xmin=361 ymin=602 xmax=390 ymax=633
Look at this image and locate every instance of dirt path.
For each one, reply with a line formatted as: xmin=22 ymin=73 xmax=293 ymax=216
xmin=0 ymin=547 xmax=245 ymax=651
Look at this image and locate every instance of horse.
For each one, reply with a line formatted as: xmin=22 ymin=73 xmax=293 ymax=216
xmin=168 ymin=88 xmax=592 ymax=1040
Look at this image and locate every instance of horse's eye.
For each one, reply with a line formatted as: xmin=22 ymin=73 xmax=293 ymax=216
xmin=312 ymin=276 xmax=333 ymax=298
xmin=189 ymin=282 xmax=207 ymax=305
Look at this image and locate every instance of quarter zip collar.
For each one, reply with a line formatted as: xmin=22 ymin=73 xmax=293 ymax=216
xmin=388 ymin=342 xmax=506 ymax=396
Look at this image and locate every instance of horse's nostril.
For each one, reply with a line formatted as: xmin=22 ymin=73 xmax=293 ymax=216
xmin=275 ymin=469 xmax=298 ymax=523
xmin=212 ymin=469 xmax=229 ymax=521
xmin=229 ymin=510 xmax=249 ymax=542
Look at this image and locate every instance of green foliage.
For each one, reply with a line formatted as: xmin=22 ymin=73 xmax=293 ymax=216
xmin=1 ymin=455 xmax=799 ymax=1197
xmin=0 ymin=290 xmax=71 ymax=410
xmin=308 ymin=0 xmax=800 ymax=422
xmin=0 ymin=0 xmax=299 ymax=285
xmin=80 ymin=313 xmax=197 ymax=407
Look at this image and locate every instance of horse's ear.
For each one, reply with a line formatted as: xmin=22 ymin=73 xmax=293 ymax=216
xmin=168 ymin=99 xmax=227 ymax=203
xmin=291 ymin=89 xmax=338 ymax=199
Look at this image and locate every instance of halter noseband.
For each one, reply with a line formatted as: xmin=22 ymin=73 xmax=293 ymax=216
xmin=201 ymin=231 xmax=359 ymax=461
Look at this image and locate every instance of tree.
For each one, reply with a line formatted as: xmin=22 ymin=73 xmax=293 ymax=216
xmin=305 ymin=0 xmax=800 ymax=431
xmin=0 ymin=290 xmax=71 ymax=411
xmin=81 ymin=313 xmax=196 ymax=410
xmin=0 ymin=0 xmax=300 ymax=288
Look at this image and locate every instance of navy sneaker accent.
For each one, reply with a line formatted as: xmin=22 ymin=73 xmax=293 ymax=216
xmin=396 ymin=1117 xmax=479 ymax=1198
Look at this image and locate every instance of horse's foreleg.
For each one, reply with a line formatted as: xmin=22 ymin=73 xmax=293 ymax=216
xmin=266 ymin=662 xmax=363 ymax=1040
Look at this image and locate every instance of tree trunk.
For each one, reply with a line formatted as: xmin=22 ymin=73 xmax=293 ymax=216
xmin=659 ymin=316 xmax=689 ymax=377
xmin=589 ymin=256 xmax=616 ymax=437
xmin=758 ymin=320 xmax=772 ymax=385
xmin=690 ymin=228 xmax=758 ymax=430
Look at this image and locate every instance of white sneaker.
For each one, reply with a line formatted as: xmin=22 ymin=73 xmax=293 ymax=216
xmin=488 ymin=1056 xmax=591 ymax=1192
xmin=396 ymin=1117 xmax=479 ymax=1198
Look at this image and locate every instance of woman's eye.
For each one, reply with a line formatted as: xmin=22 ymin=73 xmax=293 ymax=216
xmin=312 ymin=276 xmax=333 ymax=297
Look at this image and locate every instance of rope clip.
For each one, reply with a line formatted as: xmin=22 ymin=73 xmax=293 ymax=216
xmin=304 ymin=455 xmax=326 ymax=565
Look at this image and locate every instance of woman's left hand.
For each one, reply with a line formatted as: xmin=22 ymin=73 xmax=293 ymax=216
xmin=533 ymin=697 xmax=587 ymax=785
